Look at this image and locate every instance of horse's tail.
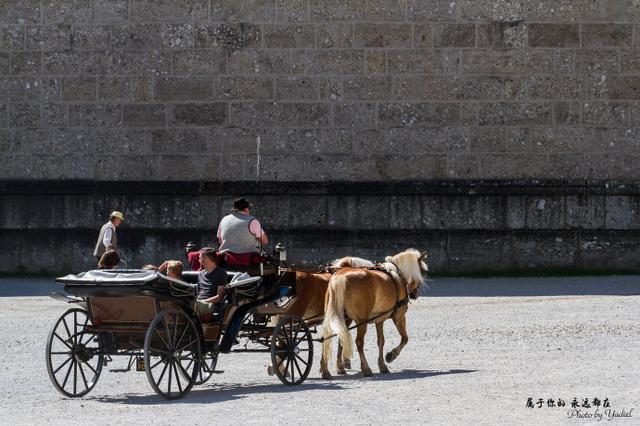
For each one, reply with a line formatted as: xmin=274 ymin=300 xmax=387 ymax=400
xmin=322 ymin=273 xmax=352 ymax=362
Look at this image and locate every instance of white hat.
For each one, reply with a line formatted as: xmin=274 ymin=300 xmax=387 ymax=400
xmin=110 ymin=211 xmax=124 ymax=221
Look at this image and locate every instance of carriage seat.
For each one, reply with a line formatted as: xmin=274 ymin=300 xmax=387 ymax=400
xmin=180 ymin=270 xmax=255 ymax=285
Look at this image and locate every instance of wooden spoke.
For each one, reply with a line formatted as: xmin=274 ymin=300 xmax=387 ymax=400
xmin=77 ymin=361 xmax=90 ymax=392
xmin=53 ymin=356 xmax=72 ymax=375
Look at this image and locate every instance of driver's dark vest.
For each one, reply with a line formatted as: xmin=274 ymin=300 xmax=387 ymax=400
xmin=218 ymin=213 xmax=260 ymax=254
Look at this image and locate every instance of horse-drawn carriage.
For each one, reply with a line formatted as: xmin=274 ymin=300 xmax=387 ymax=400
xmin=46 ymin=257 xmax=317 ymax=400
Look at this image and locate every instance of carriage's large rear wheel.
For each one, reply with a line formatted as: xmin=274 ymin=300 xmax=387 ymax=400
xmin=270 ymin=315 xmax=313 ymax=385
xmin=144 ymin=309 xmax=201 ymax=400
xmin=46 ymin=308 xmax=103 ymax=397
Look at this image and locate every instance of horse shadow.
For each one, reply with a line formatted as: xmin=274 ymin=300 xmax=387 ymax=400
xmin=89 ymin=380 xmax=345 ymax=405
xmin=307 ymin=368 xmax=477 ymax=382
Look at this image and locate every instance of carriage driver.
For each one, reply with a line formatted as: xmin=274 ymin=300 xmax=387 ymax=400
xmin=195 ymin=248 xmax=228 ymax=321
xmin=217 ymin=198 xmax=269 ymax=268
xmin=93 ymin=211 xmax=124 ymax=263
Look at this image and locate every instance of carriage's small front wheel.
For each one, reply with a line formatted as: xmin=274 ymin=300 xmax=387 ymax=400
xmin=144 ymin=309 xmax=201 ymax=400
xmin=270 ymin=316 xmax=313 ymax=385
xmin=194 ymin=350 xmax=218 ymax=385
xmin=46 ymin=308 xmax=103 ymax=397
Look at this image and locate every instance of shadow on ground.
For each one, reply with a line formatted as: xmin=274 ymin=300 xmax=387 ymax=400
xmin=423 ymin=276 xmax=640 ymax=297
xmin=88 ymin=369 xmax=472 ymax=405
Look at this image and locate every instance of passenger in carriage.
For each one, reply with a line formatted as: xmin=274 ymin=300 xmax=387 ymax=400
xmin=158 ymin=260 xmax=184 ymax=280
xmin=217 ymin=197 xmax=270 ymax=269
xmin=97 ymin=250 xmax=120 ymax=269
xmin=194 ymin=248 xmax=228 ymax=321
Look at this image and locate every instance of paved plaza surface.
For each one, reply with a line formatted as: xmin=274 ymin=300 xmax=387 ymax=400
xmin=0 ymin=276 xmax=638 ymax=425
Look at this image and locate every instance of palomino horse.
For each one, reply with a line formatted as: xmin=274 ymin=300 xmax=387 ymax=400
xmin=267 ymin=256 xmax=373 ymax=376
xmin=319 ymin=249 xmax=428 ymax=379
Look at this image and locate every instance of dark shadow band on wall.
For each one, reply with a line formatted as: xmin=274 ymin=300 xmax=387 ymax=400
xmin=1 ymin=179 xmax=639 ymax=273
xmin=2 ymin=179 xmax=640 ymax=196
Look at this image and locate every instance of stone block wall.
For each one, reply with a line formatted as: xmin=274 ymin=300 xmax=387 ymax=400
xmin=1 ymin=1 xmax=639 ymax=272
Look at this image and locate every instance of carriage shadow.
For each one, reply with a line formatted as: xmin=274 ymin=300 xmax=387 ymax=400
xmin=308 ymin=368 xmax=477 ymax=382
xmin=90 ymin=380 xmax=346 ymax=405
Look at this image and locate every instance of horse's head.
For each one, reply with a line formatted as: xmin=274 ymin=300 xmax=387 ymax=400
xmin=386 ymin=249 xmax=428 ymax=299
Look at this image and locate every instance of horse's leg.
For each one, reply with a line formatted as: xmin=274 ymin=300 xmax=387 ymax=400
xmin=336 ymin=318 xmax=352 ymax=374
xmin=356 ymin=324 xmax=372 ymax=377
xmin=319 ymin=333 xmax=332 ymax=380
xmin=385 ymin=310 xmax=409 ymax=363
xmin=343 ymin=319 xmax=352 ymax=369
xmin=375 ymin=321 xmax=390 ymax=373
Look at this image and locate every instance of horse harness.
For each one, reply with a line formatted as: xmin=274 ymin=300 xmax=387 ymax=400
xmin=314 ymin=261 xmax=411 ymax=343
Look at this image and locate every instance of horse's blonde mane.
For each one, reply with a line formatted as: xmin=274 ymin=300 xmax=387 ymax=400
xmin=330 ymin=256 xmax=374 ymax=268
xmin=385 ymin=248 xmax=428 ymax=286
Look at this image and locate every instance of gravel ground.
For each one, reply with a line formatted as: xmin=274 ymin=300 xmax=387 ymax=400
xmin=0 ymin=276 xmax=639 ymax=425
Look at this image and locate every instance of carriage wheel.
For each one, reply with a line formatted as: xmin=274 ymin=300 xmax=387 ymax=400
xmin=194 ymin=351 xmax=218 ymax=385
xmin=270 ymin=316 xmax=313 ymax=385
xmin=144 ymin=309 xmax=201 ymax=400
xmin=45 ymin=308 xmax=103 ymax=397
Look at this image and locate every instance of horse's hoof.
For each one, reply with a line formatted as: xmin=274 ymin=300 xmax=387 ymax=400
xmin=379 ymin=366 xmax=390 ymax=374
xmin=321 ymin=371 xmax=333 ymax=380
xmin=343 ymin=359 xmax=352 ymax=369
xmin=337 ymin=368 xmax=347 ymax=375
xmin=362 ymin=368 xmax=373 ymax=377
xmin=385 ymin=352 xmax=395 ymax=363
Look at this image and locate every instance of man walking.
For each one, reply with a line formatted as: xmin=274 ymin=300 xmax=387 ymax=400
xmin=93 ymin=211 xmax=124 ymax=263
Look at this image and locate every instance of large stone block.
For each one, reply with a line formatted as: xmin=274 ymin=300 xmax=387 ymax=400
xmin=112 ymin=24 xmax=195 ymax=49
xmin=230 ymin=102 xmax=329 ymax=127
xmin=155 ymin=77 xmax=213 ymax=101
xmin=447 ymin=231 xmax=513 ymax=272
xmin=479 ymin=102 xmax=552 ymax=126
xmin=555 ymin=101 xmax=580 ymax=125
xmin=227 ymin=49 xmax=292 ymax=74
xmin=68 ymin=104 xmax=122 ymax=127
xmin=528 ymin=24 xmax=579 ymax=48
xmin=44 ymin=51 xmax=98 ymax=74
xmin=432 ymin=23 xmax=475 ymax=48
xmin=275 ymin=76 xmax=317 ymax=100
xmin=333 ymin=102 xmax=376 ymax=128
xmin=99 ymin=50 xmax=171 ymax=75
xmin=387 ymin=49 xmax=445 ymax=74
xmin=525 ymin=197 xmax=565 ymax=229
xmin=61 ymin=77 xmax=96 ymax=101
xmin=422 ymin=196 xmax=505 ymax=230
xmin=579 ymin=231 xmax=640 ymax=270
xmin=275 ymin=0 xmax=308 ymax=22
xmin=354 ymin=23 xmax=412 ymax=48
xmin=0 ymin=52 xmax=9 ymax=75
xmin=526 ymin=76 xmax=583 ymax=100
xmin=43 ymin=0 xmax=91 ymax=25
xmin=213 ymin=76 xmax=273 ymax=100
xmin=168 ymin=103 xmax=227 ymax=126
xmin=378 ymin=102 xmax=460 ymax=127
xmin=2 ymin=26 xmax=26 ymax=49
xmin=342 ymin=76 xmax=392 ymax=100
xmin=582 ymin=24 xmax=633 ymax=47
xmin=264 ymin=24 xmax=314 ymax=48
xmin=0 ymin=0 xmax=41 ymax=25
xmin=566 ymin=195 xmax=605 ymax=229
xmin=258 ymin=128 xmax=353 ymax=155
xmin=210 ymin=0 xmax=276 ymax=22
xmin=407 ymin=0 xmax=456 ymax=21
xmin=93 ymin=0 xmax=129 ymax=23
xmin=72 ymin=26 xmax=110 ymax=50
xmin=130 ymin=0 xmax=208 ymax=22
xmin=477 ymin=22 xmax=527 ymax=49
xmin=26 ymin=25 xmax=72 ymax=50
xmin=151 ymin=128 xmax=208 ymax=153
xmin=8 ymin=103 xmax=41 ymax=127
xmin=317 ymin=23 xmax=353 ymax=48
xmin=462 ymin=50 xmax=553 ymax=74
xmin=122 ymin=104 xmax=166 ymax=127
xmin=9 ymin=51 xmax=41 ymax=75
xmin=511 ymin=232 xmax=578 ymax=269
xmin=310 ymin=0 xmax=404 ymax=21
xmin=195 ymin=24 xmax=261 ymax=50
xmin=300 ymin=49 xmax=364 ymax=75
xmin=0 ymin=105 xmax=7 ymax=128
xmin=171 ymin=50 xmax=225 ymax=75
xmin=583 ymin=102 xmax=629 ymax=126
xmin=605 ymin=196 xmax=640 ymax=229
